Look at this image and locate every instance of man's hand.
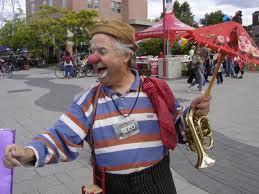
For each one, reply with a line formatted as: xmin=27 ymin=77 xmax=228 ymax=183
xmin=190 ymin=95 xmax=212 ymax=116
xmin=3 ymin=144 xmax=36 ymax=169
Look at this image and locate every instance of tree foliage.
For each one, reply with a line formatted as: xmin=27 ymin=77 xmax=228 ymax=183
xmin=173 ymin=0 xmax=196 ymax=27
xmin=137 ymin=38 xmax=163 ymax=56
xmin=0 ymin=9 xmax=27 ymax=48
xmin=137 ymin=38 xmax=191 ymax=56
xmin=200 ymin=10 xmax=225 ymax=26
xmin=0 ymin=5 xmax=98 ymax=57
xmin=154 ymin=0 xmax=196 ymax=27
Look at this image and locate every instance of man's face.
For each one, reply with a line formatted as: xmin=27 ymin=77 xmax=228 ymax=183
xmin=90 ymin=34 xmax=130 ymax=86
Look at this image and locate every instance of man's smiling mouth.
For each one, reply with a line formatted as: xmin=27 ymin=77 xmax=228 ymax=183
xmin=97 ymin=66 xmax=108 ymax=79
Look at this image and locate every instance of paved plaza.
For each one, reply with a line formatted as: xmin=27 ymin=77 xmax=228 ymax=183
xmin=0 ymin=68 xmax=259 ymax=194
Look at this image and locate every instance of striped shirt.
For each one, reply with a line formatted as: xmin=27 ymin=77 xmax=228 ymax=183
xmin=26 ymin=71 xmax=186 ymax=174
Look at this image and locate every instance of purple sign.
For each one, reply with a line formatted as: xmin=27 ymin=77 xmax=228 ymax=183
xmin=0 ymin=129 xmax=15 ymax=194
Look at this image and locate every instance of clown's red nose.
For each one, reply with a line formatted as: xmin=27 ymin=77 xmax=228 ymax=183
xmin=87 ymin=54 xmax=101 ymax=65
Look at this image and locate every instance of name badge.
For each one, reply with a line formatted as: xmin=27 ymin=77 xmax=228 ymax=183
xmin=113 ymin=117 xmax=140 ymax=140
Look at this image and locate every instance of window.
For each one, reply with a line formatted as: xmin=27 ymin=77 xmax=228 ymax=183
xmin=61 ymin=0 xmax=66 ymax=8
xmin=49 ymin=0 xmax=53 ymax=6
xmin=116 ymin=2 xmax=121 ymax=13
xmin=31 ymin=2 xmax=35 ymax=14
xmin=94 ymin=0 xmax=100 ymax=9
xmin=111 ymin=1 xmax=121 ymax=13
xmin=42 ymin=0 xmax=47 ymax=4
xmin=87 ymin=0 xmax=93 ymax=8
xmin=87 ymin=0 xmax=100 ymax=9
xmin=257 ymin=15 xmax=259 ymax=23
xmin=111 ymin=1 xmax=116 ymax=12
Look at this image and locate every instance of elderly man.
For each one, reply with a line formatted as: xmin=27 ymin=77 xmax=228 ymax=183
xmin=3 ymin=20 xmax=211 ymax=194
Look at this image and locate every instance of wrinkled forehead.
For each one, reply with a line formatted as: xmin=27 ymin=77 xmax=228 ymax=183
xmin=90 ymin=34 xmax=117 ymax=49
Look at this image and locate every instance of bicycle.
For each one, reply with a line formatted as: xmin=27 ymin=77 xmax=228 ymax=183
xmin=54 ymin=62 xmax=84 ymax=79
xmin=0 ymin=63 xmax=13 ymax=78
xmin=81 ymin=64 xmax=97 ymax=77
xmin=55 ymin=62 xmax=65 ymax=79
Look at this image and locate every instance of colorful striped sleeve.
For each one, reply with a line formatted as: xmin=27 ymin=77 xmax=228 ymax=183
xmin=26 ymin=88 xmax=95 ymax=167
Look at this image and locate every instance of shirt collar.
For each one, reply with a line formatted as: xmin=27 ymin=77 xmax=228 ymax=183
xmin=103 ymin=69 xmax=140 ymax=97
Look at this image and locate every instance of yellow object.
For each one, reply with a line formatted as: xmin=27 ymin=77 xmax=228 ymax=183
xmin=84 ymin=184 xmax=102 ymax=194
xmin=180 ymin=37 xmax=188 ymax=47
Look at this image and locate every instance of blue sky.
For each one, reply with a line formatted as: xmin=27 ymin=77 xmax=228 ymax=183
xmin=148 ymin=0 xmax=259 ymax=25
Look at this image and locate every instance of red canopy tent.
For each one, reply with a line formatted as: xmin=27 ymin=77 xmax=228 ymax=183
xmin=135 ymin=12 xmax=194 ymax=43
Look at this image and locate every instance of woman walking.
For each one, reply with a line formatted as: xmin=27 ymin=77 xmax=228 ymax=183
xmin=62 ymin=51 xmax=74 ymax=78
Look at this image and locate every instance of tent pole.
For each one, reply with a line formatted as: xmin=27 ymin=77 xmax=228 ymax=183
xmin=163 ymin=0 xmax=166 ymax=78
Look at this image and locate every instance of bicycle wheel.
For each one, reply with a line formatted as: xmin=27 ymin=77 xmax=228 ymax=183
xmin=5 ymin=70 xmax=13 ymax=78
xmin=76 ymin=69 xmax=85 ymax=78
xmin=93 ymin=70 xmax=98 ymax=77
xmin=55 ymin=66 xmax=65 ymax=79
xmin=2 ymin=65 xmax=13 ymax=78
xmin=86 ymin=69 xmax=95 ymax=77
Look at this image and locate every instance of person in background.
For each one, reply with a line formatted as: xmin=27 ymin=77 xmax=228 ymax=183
xmin=232 ymin=10 xmax=242 ymax=24
xmin=187 ymin=46 xmax=196 ymax=85
xmin=201 ymin=47 xmax=210 ymax=83
xmin=234 ymin=58 xmax=245 ymax=79
xmin=204 ymin=56 xmax=212 ymax=83
xmin=159 ymin=51 xmax=165 ymax=59
xmin=62 ymin=51 xmax=74 ymax=78
xmin=216 ymin=62 xmax=224 ymax=84
xmin=3 ymin=20 xmax=211 ymax=194
xmin=225 ymin=55 xmax=235 ymax=78
xmin=188 ymin=47 xmax=205 ymax=93
xmin=189 ymin=45 xmax=195 ymax=60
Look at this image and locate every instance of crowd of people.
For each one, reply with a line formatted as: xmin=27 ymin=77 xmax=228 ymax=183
xmin=187 ymin=46 xmax=245 ymax=93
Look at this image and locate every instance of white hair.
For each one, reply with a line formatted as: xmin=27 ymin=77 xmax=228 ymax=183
xmin=111 ymin=38 xmax=136 ymax=67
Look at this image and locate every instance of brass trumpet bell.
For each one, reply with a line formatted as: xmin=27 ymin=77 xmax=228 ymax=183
xmin=185 ymin=109 xmax=216 ymax=169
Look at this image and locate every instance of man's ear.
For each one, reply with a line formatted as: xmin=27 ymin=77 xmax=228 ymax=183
xmin=123 ymin=53 xmax=131 ymax=64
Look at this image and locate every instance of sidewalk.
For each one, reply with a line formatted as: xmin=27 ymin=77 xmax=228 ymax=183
xmin=0 ymin=68 xmax=258 ymax=194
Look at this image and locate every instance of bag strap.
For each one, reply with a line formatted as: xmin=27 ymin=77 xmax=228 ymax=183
xmin=89 ymin=84 xmax=102 ymax=165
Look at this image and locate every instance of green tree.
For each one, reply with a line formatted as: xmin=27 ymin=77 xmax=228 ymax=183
xmin=0 ymin=9 xmax=27 ymax=49
xmin=27 ymin=5 xmax=98 ymax=55
xmin=137 ymin=38 xmax=163 ymax=56
xmin=153 ymin=0 xmax=196 ymax=27
xmin=173 ymin=0 xmax=196 ymax=27
xmin=0 ymin=5 xmax=98 ymax=58
xmin=58 ymin=8 xmax=98 ymax=50
xmin=200 ymin=10 xmax=225 ymax=26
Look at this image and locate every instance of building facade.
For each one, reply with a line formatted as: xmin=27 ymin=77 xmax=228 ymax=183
xmin=252 ymin=11 xmax=259 ymax=47
xmin=26 ymin=0 xmax=153 ymax=57
xmin=26 ymin=0 xmax=152 ymax=32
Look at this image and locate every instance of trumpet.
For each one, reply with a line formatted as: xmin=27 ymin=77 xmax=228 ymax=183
xmin=183 ymin=53 xmax=226 ymax=169
xmin=185 ymin=108 xmax=215 ymax=168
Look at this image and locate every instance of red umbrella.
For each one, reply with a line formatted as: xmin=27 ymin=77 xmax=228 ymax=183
xmin=185 ymin=21 xmax=259 ymax=97
xmin=186 ymin=21 xmax=259 ymax=64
